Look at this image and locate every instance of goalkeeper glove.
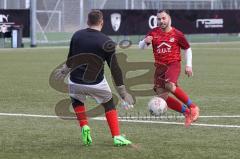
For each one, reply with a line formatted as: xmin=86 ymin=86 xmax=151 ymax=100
xmin=116 ymin=85 xmax=135 ymax=109
xmin=54 ymin=64 xmax=71 ymax=80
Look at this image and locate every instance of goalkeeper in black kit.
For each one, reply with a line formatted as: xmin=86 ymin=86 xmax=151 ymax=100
xmin=55 ymin=10 xmax=134 ymax=146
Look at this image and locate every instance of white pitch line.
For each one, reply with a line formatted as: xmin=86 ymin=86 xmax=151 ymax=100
xmin=190 ymin=41 xmax=240 ymax=45
xmin=193 ymin=48 xmax=240 ymax=50
xmin=118 ymin=115 xmax=240 ymax=119
xmin=1 ymin=113 xmax=240 ymax=119
xmin=0 ymin=112 xmax=240 ymax=129
xmin=0 ymin=113 xmax=76 ymax=120
xmin=94 ymin=117 xmax=240 ymax=128
xmin=196 ymin=115 xmax=240 ymax=118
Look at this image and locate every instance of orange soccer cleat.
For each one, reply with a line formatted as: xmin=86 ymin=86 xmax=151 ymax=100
xmin=184 ymin=109 xmax=192 ymax=128
xmin=191 ymin=106 xmax=200 ymax=122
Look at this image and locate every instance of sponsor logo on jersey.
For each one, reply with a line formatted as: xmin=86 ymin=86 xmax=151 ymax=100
xmin=156 ymin=42 xmax=171 ymax=54
xmin=111 ymin=13 xmax=121 ymax=32
xmin=169 ymin=37 xmax=175 ymax=42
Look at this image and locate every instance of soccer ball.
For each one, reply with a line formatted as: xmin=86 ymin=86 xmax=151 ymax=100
xmin=148 ymin=96 xmax=168 ymax=115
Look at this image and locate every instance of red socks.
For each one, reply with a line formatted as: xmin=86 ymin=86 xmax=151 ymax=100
xmin=105 ymin=109 xmax=120 ymax=137
xmin=74 ymin=105 xmax=120 ymax=137
xmin=173 ymin=87 xmax=197 ymax=109
xmin=166 ymin=96 xmax=189 ymax=113
xmin=74 ymin=105 xmax=88 ymax=127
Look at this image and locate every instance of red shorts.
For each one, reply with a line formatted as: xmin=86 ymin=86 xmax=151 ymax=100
xmin=154 ymin=61 xmax=181 ymax=89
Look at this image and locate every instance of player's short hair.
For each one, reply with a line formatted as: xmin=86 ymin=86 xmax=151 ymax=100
xmin=157 ymin=9 xmax=170 ymax=16
xmin=87 ymin=10 xmax=103 ymax=26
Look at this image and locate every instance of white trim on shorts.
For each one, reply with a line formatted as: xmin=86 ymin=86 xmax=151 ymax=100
xmin=68 ymin=77 xmax=112 ymax=104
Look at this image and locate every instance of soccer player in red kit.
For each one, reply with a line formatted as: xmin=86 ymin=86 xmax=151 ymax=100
xmin=139 ymin=10 xmax=199 ymax=128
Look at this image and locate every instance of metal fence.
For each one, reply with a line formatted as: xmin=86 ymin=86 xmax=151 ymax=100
xmin=1 ymin=0 xmax=240 ymax=44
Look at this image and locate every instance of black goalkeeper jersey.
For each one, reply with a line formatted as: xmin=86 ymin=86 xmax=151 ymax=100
xmin=66 ymin=28 xmax=123 ymax=85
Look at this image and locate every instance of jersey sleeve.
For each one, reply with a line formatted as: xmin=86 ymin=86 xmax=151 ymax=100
xmin=66 ymin=36 xmax=74 ymax=68
xmin=144 ymin=30 xmax=154 ymax=45
xmin=146 ymin=29 xmax=154 ymax=37
xmin=107 ymin=53 xmax=124 ymax=86
xmin=103 ymin=39 xmax=116 ymax=65
xmin=178 ymin=32 xmax=190 ymax=50
xmin=104 ymin=39 xmax=124 ymax=86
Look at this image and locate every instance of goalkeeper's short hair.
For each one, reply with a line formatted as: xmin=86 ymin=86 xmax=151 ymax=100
xmin=87 ymin=9 xmax=103 ymax=26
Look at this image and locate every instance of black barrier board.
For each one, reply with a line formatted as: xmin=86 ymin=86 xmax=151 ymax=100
xmin=0 ymin=9 xmax=30 ymax=37
xmin=101 ymin=10 xmax=240 ymax=35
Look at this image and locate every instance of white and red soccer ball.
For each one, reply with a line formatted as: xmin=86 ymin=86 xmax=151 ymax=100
xmin=148 ymin=96 xmax=168 ymax=115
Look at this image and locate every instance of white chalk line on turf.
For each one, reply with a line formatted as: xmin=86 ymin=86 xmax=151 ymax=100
xmin=0 ymin=113 xmax=75 ymax=119
xmin=94 ymin=117 xmax=240 ymax=128
xmin=0 ymin=113 xmax=240 ymax=129
xmin=118 ymin=115 xmax=240 ymax=119
xmin=1 ymin=113 xmax=240 ymax=119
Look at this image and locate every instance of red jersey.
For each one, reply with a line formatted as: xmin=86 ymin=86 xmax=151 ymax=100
xmin=146 ymin=27 xmax=190 ymax=65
